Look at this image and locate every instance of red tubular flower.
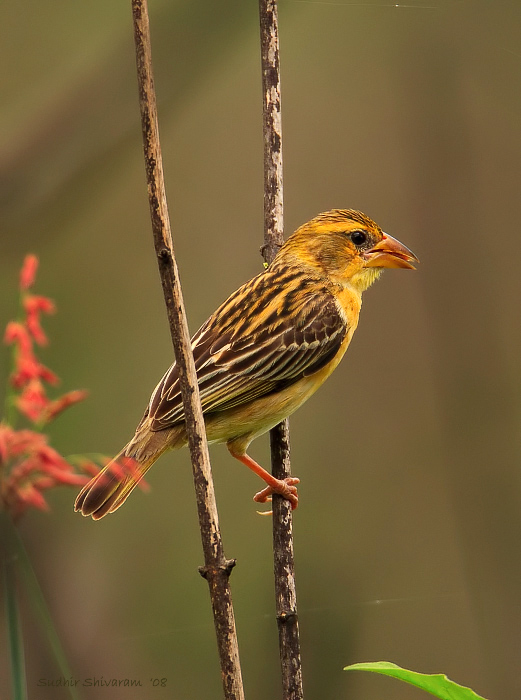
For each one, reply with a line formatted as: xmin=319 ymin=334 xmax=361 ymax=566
xmin=19 ymin=254 xmax=39 ymax=291
xmin=24 ymin=296 xmax=55 ymax=315
xmin=23 ymin=295 xmax=56 ymax=346
xmin=10 ymin=356 xmax=59 ymax=390
xmin=37 ymin=444 xmax=73 ymax=471
xmin=36 ymin=365 xmax=60 ymax=386
xmin=4 ymin=321 xmax=32 ymax=356
xmin=17 ymin=485 xmax=49 ymax=515
xmin=16 ymin=379 xmax=49 ymax=422
xmin=40 ymin=390 xmax=89 ymax=424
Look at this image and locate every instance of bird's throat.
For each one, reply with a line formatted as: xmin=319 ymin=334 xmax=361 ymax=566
xmin=349 ymin=267 xmax=383 ymax=293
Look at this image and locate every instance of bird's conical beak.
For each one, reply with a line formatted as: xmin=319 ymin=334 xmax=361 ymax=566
xmin=363 ymin=233 xmax=419 ymax=270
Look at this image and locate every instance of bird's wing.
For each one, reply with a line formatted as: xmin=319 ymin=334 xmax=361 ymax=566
xmin=144 ymin=266 xmax=349 ymax=431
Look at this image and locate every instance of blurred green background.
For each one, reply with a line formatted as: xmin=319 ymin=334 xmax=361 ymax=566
xmin=1 ymin=0 xmax=520 ymax=698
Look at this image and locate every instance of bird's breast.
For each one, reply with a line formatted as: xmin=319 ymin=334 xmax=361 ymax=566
xmin=204 ymin=291 xmax=360 ymax=449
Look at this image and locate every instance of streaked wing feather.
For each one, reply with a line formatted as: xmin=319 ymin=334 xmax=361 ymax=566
xmin=147 ymin=266 xmax=348 ymax=431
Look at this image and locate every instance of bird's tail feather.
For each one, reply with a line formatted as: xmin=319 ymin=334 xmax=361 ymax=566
xmin=75 ymin=429 xmax=173 ymax=520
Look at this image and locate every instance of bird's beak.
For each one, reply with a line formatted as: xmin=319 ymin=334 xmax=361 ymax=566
xmin=363 ymin=233 xmax=419 ymax=270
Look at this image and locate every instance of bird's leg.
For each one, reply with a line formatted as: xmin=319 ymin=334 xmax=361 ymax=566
xmin=227 ymin=445 xmax=299 ymax=509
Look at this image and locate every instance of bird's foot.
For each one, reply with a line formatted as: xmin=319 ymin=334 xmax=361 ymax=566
xmin=253 ymin=476 xmax=300 ymax=510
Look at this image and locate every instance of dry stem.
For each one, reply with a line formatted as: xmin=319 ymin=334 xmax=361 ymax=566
xmin=131 ymin=2 xmax=244 ymax=698
xmin=259 ymin=1 xmax=304 ymax=698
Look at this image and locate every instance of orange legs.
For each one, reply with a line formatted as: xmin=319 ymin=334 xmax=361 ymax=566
xmin=227 ymin=445 xmax=299 ymax=509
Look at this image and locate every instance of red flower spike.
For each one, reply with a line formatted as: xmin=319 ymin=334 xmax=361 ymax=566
xmin=20 ymin=254 xmax=39 ymax=291
xmin=0 ymin=255 xmax=102 ymax=519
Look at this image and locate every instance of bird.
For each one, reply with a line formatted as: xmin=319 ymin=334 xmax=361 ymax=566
xmin=75 ymin=209 xmax=418 ymax=519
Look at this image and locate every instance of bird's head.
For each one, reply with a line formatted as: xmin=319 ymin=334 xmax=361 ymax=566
xmin=278 ymin=209 xmax=418 ymax=293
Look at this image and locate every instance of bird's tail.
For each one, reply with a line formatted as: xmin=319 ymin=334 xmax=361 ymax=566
xmin=75 ymin=428 xmax=174 ymax=520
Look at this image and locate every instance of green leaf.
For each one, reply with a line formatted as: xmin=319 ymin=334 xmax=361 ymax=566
xmin=344 ymin=661 xmax=488 ymax=700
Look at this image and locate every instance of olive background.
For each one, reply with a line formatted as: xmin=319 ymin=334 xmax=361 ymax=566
xmin=1 ymin=1 xmax=520 ymax=699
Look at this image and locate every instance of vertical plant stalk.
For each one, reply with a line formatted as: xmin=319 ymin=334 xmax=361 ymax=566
xmin=1 ymin=514 xmax=80 ymax=700
xmin=259 ymin=2 xmax=304 ymax=699
xmin=131 ymin=3 xmax=244 ymax=699
xmin=3 ymin=550 xmax=28 ymax=700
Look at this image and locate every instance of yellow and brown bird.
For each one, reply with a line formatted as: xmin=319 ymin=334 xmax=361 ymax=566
xmin=75 ymin=209 xmax=417 ymax=519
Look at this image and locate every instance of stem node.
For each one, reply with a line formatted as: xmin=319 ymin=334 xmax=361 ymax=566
xmin=198 ymin=559 xmax=237 ymax=580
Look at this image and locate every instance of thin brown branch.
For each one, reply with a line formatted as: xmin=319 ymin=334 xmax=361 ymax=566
xmin=131 ymin=2 xmax=244 ymax=698
xmin=259 ymin=2 xmax=304 ymax=699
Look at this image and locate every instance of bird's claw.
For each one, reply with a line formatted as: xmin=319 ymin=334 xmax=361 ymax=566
xmin=253 ymin=476 xmax=300 ymax=510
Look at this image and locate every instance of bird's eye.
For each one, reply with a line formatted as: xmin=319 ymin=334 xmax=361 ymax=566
xmin=350 ymin=230 xmax=368 ymax=247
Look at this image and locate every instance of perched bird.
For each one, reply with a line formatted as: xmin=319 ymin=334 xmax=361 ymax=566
xmin=75 ymin=209 xmax=417 ymax=519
